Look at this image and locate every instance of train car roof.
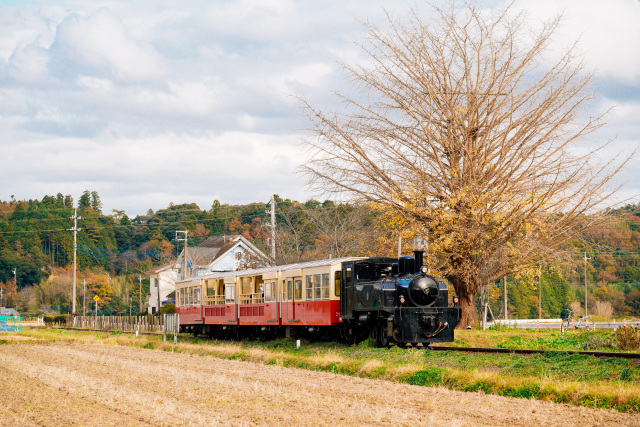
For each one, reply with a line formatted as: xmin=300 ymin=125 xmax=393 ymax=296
xmin=176 ymin=256 xmax=364 ymax=285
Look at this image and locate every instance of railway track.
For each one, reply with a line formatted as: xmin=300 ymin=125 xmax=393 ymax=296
xmin=37 ymin=327 xmax=640 ymax=359
xmin=430 ymin=345 xmax=640 ymax=359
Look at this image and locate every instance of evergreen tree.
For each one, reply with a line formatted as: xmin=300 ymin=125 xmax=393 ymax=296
xmin=78 ymin=191 xmax=91 ymax=210
xmin=91 ymin=191 xmax=103 ymax=214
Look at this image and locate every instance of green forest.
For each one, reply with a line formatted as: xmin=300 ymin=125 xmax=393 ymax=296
xmin=1 ymin=191 xmax=639 ymax=319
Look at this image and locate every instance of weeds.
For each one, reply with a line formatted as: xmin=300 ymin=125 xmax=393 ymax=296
xmin=614 ymin=326 xmax=640 ymax=351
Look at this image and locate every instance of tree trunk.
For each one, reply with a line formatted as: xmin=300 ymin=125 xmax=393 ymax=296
xmin=448 ymin=275 xmax=478 ymax=329
xmin=456 ymin=287 xmax=478 ymax=329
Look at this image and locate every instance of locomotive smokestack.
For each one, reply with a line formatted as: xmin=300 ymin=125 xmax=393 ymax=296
xmin=413 ymin=250 xmax=424 ymax=273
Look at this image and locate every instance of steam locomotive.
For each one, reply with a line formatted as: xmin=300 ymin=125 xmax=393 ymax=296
xmin=176 ymin=250 xmax=461 ymax=347
xmin=340 ymin=250 xmax=461 ymax=346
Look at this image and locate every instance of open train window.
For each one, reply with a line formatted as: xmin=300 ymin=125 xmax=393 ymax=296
xmin=376 ymin=264 xmax=393 ymax=278
xmin=240 ymin=276 xmax=252 ymax=296
xmin=206 ymin=280 xmax=215 ymax=297
xmin=355 ymin=263 xmax=372 ymax=281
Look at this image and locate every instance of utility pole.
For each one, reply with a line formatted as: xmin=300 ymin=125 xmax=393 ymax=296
xmin=68 ymin=208 xmax=81 ymax=314
xmin=175 ymin=230 xmax=188 ymax=280
xmin=83 ymin=279 xmax=87 ymax=317
xmin=13 ymin=268 xmax=17 ymax=309
xmin=138 ymin=276 xmax=143 ymax=313
xmin=156 ymin=277 xmax=160 ymax=315
xmin=538 ymin=267 xmax=542 ymax=320
xmin=584 ymin=252 xmax=590 ymax=317
xmin=267 ymin=195 xmax=276 ymax=260
xmin=503 ymin=276 xmax=508 ymax=320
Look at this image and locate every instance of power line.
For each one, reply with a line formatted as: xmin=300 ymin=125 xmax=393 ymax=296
xmin=0 ymin=210 xmax=275 ymax=235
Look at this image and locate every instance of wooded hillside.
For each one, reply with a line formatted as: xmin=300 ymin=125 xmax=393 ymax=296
xmin=1 ymin=192 xmax=639 ymax=318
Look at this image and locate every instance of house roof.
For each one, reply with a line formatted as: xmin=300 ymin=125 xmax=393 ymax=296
xmin=181 ymin=246 xmax=222 ymax=268
xmin=175 ymin=234 xmax=271 ymax=270
xmin=198 ymin=235 xmax=241 ymax=248
xmin=147 ymin=262 xmax=176 ymax=275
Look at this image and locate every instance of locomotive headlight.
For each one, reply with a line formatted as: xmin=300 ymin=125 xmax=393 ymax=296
xmin=420 ymin=266 xmax=428 ymax=274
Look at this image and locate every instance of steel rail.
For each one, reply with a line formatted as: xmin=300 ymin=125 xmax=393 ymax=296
xmin=430 ymin=345 xmax=640 ymax=359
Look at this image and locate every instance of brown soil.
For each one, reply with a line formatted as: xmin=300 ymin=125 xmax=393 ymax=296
xmin=0 ymin=340 xmax=637 ymax=426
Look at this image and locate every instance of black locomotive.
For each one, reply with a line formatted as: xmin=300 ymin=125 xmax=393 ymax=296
xmin=339 ymin=250 xmax=461 ymax=347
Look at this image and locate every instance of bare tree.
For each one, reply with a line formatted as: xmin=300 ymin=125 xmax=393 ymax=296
xmin=304 ymin=203 xmax=373 ymax=258
xmin=301 ymin=1 xmax=632 ymax=327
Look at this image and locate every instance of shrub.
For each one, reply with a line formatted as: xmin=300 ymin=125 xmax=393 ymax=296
xmin=407 ymin=367 xmax=445 ymax=386
xmin=581 ymin=335 xmax=611 ymax=350
xmin=42 ymin=315 xmax=66 ymax=326
xmin=614 ymin=326 xmax=640 ymax=351
xmin=161 ymin=303 xmax=175 ymax=314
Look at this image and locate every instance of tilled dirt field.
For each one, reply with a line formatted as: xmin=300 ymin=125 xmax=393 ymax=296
xmin=0 ymin=340 xmax=638 ymax=426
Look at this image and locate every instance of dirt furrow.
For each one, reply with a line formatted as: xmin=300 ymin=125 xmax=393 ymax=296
xmin=0 ymin=342 xmax=638 ymax=426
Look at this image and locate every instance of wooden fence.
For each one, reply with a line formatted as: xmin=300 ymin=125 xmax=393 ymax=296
xmin=65 ymin=314 xmax=179 ymax=336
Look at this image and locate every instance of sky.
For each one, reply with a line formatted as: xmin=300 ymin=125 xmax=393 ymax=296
xmin=0 ymin=0 xmax=639 ymax=217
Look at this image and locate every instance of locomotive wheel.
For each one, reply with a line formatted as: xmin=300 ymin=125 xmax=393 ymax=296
xmin=377 ymin=323 xmax=389 ymax=347
xmin=370 ymin=324 xmax=378 ymax=342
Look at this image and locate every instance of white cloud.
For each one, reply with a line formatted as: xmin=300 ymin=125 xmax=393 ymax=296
xmin=511 ymin=0 xmax=640 ymax=83
xmin=0 ymin=0 xmax=638 ymax=216
xmin=50 ymin=8 xmax=166 ymax=82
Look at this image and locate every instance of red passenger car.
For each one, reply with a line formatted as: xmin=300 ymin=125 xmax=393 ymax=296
xmin=175 ymin=258 xmax=359 ymax=339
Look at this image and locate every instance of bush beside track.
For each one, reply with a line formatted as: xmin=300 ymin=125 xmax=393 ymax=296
xmin=7 ymin=327 xmax=640 ymax=413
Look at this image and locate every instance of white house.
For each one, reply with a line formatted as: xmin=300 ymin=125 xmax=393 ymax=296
xmin=146 ymin=263 xmax=178 ymax=314
xmin=147 ymin=235 xmax=271 ymax=313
